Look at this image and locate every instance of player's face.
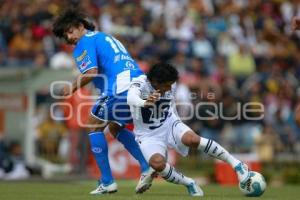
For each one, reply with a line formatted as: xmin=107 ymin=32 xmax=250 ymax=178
xmin=64 ymin=24 xmax=86 ymax=45
xmin=151 ymin=81 xmax=173 ymax=94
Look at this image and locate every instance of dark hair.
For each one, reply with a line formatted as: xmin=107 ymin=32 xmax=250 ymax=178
xmin=52 ymin=8 xmax=95 ymax=39
xmin=147 ymin=62 xmax=179 ymax=83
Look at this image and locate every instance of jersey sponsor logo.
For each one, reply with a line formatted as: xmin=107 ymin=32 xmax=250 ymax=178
xmin=121 ymin=55 xmax=134 ymax=62
xmin=76 ymin=50 xmax=87 ymax=62
xmin=114 ymin=55 xmax=134 ymax=64
xmin=79 ymin=55 xmax=92 ymax=69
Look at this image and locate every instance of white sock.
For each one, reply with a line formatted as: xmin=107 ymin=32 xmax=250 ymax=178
xmin=159 ymin=163 xmax=193 ymax=186
xmin=198 ymin=137 xmax=240 ymax=168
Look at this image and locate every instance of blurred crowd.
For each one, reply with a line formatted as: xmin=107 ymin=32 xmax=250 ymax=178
xmin=1 ymin=0 xmax=300 ymax=163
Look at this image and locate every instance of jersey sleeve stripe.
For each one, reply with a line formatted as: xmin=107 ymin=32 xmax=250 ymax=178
xmin=81 ymin=66 xmax=98 ymax=74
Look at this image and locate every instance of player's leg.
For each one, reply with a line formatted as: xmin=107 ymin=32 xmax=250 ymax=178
xmin=108 ymin=95 xmax=149 ymax=173
xmin=108 ymin=122 xmax=149 ymax=172
xmin=148 ymin=153 xmax=203 ymax=196
xmin=108 ymin=122 xmax=153 ymax=193
xmin=88 ymin=106 xmax=117 ymax=195
xmin=149 ymin=153 xmax=191 ymax=184
xmin=107 ymin=95 xmax=154 ymax=193
xmin=139 ymin=138 xmax=203 ymax=196
xmin=180 ymin=129 xmax=250 ymax=184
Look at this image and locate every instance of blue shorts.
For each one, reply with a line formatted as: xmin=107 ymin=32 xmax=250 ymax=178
xmin=91 ymin=92 xmax=132 ymax=126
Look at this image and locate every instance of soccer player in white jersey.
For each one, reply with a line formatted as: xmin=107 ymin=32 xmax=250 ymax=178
xmin=127 ymin=62 xmax=251 ymax=196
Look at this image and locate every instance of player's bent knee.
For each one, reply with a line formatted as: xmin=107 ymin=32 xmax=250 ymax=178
xmin=182 ymin=131 xmax=200 ymax=148
xmin=150 ymin=161 xmax=165 ymax=172
xmin=149 ymin=154 xmax=166 ymax=172
xmin=190 ymin=135 xmax=200 ymax=148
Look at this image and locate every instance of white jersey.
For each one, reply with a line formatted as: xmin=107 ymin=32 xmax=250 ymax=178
xmin=128 ymin=75 xmax=177 ymax=138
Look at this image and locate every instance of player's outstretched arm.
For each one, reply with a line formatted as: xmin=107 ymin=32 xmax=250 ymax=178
xmin=72 ymin=68 xmax=98 ymax=93
xmin=61 ymin=68 xmax=98 ymax=97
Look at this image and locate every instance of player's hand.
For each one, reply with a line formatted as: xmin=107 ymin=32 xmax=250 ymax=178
xmin=292 ymin=16 xmax=300 ymax=31
xmin=144 ymin=90 xmax=161 ymax=107
xmin=60 ymin=85 xmax=72 ymax=97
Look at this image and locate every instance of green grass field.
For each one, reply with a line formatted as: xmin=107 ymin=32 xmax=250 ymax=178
xmin=0 ymin=180 xmax=299 ymax=200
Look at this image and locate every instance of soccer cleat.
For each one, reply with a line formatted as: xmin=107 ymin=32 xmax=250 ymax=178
xmin=89 ymin=181 xmax=118 ymax=195
xmin=234 ymin=162 xmax=250 ymax=185
xmin=135 ymin=168 xmax=156 ymax=194
xmin=186 ymin=181 xmax=204 ymax=196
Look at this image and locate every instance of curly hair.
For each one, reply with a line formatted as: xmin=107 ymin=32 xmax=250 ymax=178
xmin=52 ymin=8 xmax=95 ymax=39
xmin=147 ymin=62 xmax=179 ymax=83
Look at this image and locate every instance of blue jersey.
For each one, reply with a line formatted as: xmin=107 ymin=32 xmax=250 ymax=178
xmin=73 ymin=31 xmax=143 ymax=97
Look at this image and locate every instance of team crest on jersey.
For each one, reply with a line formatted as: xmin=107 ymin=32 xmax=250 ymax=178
xmin=164 ymin=91 xmax=173 ymax=99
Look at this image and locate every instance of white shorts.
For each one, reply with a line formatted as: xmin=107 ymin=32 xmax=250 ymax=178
xmin=136 ymin=114 xmax=191 ymax=162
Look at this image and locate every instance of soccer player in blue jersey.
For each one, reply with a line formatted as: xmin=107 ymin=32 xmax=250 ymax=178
xmin=52 ymin=9 xmax=154 ymax=195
